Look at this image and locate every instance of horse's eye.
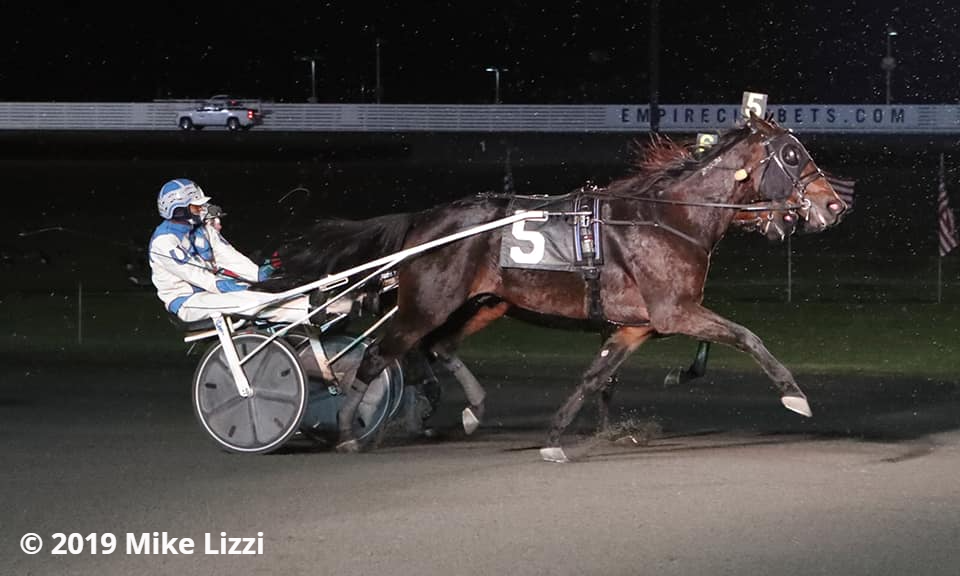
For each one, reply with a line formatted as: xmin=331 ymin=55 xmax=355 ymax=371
xmin=782 ymin=145 xmax=800 ymax=166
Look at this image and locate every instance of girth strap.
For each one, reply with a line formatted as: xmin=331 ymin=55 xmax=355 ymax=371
xmin=574 ymin=195 xmax=605 ymax=322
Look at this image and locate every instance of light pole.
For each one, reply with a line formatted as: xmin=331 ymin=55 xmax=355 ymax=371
xmin=881 ymin=28 xmax=897 ymax=105
xmin=375 ymin=37 xmax=382 ymax=104
xmin=297 ymin=54 xmax=321 ymax=103
xmin=484 ymin=67 xmax=508 ymax=104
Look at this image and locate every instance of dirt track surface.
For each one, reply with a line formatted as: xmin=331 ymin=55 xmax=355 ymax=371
xmin=3 ymin=356 xmax=960 ymax=576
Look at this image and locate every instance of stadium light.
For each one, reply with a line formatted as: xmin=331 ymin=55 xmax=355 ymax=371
xmin=881 ymin=28 xmax=898 ymax=105
xmin=484 ymin=67 xmax=508 ymax=104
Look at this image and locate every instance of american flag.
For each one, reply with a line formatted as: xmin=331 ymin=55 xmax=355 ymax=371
xmin=825 ymin=172 xmax=855 ymax=213
xmin=938 ymin=171 xmax=958 ymax=257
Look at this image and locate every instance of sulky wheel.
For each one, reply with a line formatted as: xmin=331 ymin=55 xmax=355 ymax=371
xmin=192 ymin=332 xmax=307 ymax=454
xmin=298 ymin=334 xmax=404 ymax=443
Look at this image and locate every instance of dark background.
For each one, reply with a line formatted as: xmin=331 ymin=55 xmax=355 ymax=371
xmin=1 ymin=1 xmax=959 ymax=300
xmin=2 ymin=1 xmax=959 ymax=104
xmin=2 ymin=130 xmax=957 ymax=302
xmin=3 ymin=8 xmax=960 ymax=573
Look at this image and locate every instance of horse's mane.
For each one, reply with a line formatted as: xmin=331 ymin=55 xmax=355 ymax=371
xmin=608 ymin=124 xmax=754 ymax=197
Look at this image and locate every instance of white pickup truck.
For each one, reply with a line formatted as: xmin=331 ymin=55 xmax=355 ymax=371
xmin=176 ymin=95 xmax=263 ymax=131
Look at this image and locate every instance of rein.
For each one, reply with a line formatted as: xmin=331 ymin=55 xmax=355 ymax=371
xmin=478 ymin=189 xmax=802 ymax=213
xmin=587 ymin=187 xmax=805 ymax=212
xmin=573 ymin=187 xmax=793 ymax=254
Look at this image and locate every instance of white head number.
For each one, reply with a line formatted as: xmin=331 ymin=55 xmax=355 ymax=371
xmin=741 ymin=91 xmax=768 ymax=121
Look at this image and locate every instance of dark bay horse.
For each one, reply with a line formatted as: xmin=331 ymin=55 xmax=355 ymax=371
xmin=415 ymin=138 xmax=852 ymax=436
xmin=278 ymin=116 xmax=846 ymax=461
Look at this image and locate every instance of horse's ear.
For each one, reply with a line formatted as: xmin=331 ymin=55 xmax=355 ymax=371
xmin=746 ymin=111 xmax=776 ymax=135
xmin=762 ymin=113 xmax=783 ymax=133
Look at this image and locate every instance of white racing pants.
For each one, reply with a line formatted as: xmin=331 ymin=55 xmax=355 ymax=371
xmin=176 ymin=291 xmax=312 ymax=324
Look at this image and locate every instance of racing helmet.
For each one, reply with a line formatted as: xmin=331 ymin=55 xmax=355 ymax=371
xmin=157 ymin=178 xmax=211 ymax=220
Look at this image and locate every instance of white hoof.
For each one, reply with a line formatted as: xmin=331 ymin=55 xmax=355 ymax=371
xmin=335 ymin=439 xmax=362 ymax=453
xmin=663 ymin=367 xmax=681 ymax=388
xmin=462 ymin=407 xmax=480 ymax=435
xmin=539 ymin=446 xmax=569 ymax=463
xmin=781 ymin=395 xmax=812 ymax=417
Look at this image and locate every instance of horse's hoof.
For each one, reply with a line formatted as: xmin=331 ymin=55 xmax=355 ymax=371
xmin=335 ymin=439 xmax=362 ymax=453
xmin=462 ymin=406 xmax=480 ymax=435
xmin=539 ymin=446 xmax=569 ymax=463
xmin=664 ymin=367 xmax=682 ymax=388
xmin=781 ymin=395 xmax=812 ymax=417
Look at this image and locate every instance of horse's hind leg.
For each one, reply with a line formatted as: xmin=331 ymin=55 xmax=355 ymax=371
xmin=410 ymin=298 xmax=510 ymax=435
xmin=336 ymin=243 xmax=496 ymax=452
xmin=333 ymin=311 xmax=448 ymax=452
xmin=335 ymin=326 xmax=426 ymax=452
xmin=654 ymin=304 xmax=811 ymax=417
xmin=543 ymin=326 xmax=655 ymax=463
xmin=397 ymin=349 xmax=443 ymax=436
xmin=431 ymin=346 xmax=487 ymax=434
xmin=432 ymin=300 xmax=510 ymax=434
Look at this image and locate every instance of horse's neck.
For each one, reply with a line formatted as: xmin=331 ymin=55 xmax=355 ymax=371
xmin=661 ymin=144 xmax=758 ymax=249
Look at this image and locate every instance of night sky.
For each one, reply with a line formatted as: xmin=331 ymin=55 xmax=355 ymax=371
xmin=2 ymin=1 xmax=960 ymax=104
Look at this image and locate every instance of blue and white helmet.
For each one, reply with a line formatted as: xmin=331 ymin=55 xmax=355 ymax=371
xmin=157 ymin=178 xmax=212 ymax=219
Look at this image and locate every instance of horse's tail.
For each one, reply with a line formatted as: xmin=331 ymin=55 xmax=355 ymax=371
xmin=268 ymin=212 xmax=415 ymax=287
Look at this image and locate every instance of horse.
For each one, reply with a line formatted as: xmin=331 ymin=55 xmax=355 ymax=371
xmin=408 ymin=166 xmax=852 ymax=438
xmin=272 ymin=115 xmax=846 ymax=461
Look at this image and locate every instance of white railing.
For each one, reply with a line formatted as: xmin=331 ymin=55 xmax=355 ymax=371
xmin=0 ymin=102 xmax=959 ymax=134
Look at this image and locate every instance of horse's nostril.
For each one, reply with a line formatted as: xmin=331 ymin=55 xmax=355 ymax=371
xmin=828 ymin=202 xmax=843 ymax=213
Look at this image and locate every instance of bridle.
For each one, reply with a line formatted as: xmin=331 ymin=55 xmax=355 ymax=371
xmin=738 ymin=130 xmax=847 ymax=237
xmin=756 ymin=130 xmax=824 ymax=204
xmin=586 ymin=128 xmax=825 ymax=215
xmin=580 ymin=126 xmax=835 ymax=250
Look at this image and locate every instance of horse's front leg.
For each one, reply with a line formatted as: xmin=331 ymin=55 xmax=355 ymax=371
xmin=596 ymin=323 xmax=619 ymax=434
xmin=664 ymin=341 xmax=711 ymax=387
xmin=653 ymin=304 xmax=811 ymax=417
xmin=543 ymin=326 xmax=655 ymax=463
xmin=597 ymin=374 xmax=617 ymax=433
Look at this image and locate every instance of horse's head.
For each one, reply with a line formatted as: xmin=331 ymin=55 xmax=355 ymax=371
xmin=733 ymin=169 xmax=853 ymax=242
xmin=742 ymin=115 xmax=847 ymax=232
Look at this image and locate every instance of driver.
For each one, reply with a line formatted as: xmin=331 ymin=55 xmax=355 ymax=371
xmin=149 ymin=178 xmax=309 ymax=324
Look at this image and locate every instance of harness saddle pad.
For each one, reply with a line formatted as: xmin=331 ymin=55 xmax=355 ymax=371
xmin=498 ymin=195 xmax=603 ymax=272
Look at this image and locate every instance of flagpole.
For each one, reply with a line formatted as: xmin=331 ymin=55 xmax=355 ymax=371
xmin=939 ymin=153 xmax=944 ymax=304
xmin=938 ymin=255 xmax=943 ymax=304
xmin=939 ymin=152 xmax=946 ymax=304
xmin=786 ymin=232 xmax=792 ymax=303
